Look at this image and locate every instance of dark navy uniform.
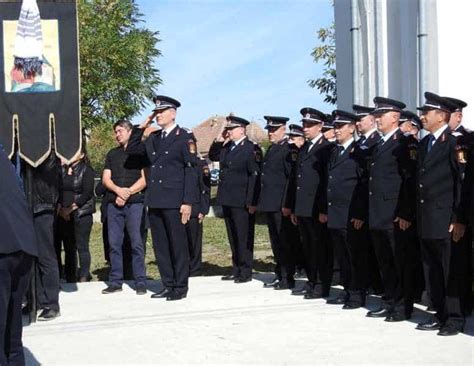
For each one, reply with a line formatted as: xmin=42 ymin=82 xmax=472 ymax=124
xmin=286 ymin=108 xmax=333 ymax=298
xmin=126 ymin=97 xmax=199 ymax=299
xmin=209 ymin=116 xmax=261 ymax=282
xmin=324 ymin=111 xmax=367 ymax=307
xmin=258 ymin=116 xmax=295 ymax=288
xmin=416 ymin=93 xmax=466 ymax=334
xmin=367 ymin=98 xmax=417 ymax=320
xmin=186 ymin=158 xmax=211 ymax=276
xmin=0 ymin=147 xmax=38 ymax=365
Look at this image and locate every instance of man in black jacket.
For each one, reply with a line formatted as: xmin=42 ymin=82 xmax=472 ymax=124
xmin=365 ymin=97 xmax=418 ymax=322
xmin=324 ymin=110 xmax=367 ymax=308
xmin=0 ymin=146 xmax=38 ymax=365
xmin=209 ymin=115 xmax=261 ymax=283
xmin=258 ymin=116 xmax=295 ymax=290
xmin=287 ymin=108 xmax=333 ymax=299
xmin=415 ymin=92 xmax=466 ymax=336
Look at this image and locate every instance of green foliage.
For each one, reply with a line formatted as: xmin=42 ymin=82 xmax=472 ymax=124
xmin=308 ymin=22 xmax=337 ymax=105
xmin=87 ymin=123 xmax=117 ymax=174
xmin=78 ymin=0 xmax=162 ymax=129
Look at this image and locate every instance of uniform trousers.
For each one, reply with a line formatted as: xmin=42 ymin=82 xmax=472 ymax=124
xmin=421 ymin=237 xmax=465 ymax=328
xmin=265 ymin=212 xmax=295 ymax=283
xmin=0 ymin=252 xmax=33 ymax=366
xmin=107 ymin=203 xmax=146 ymax=287
xmin=33 ymin=212 xmax=60 ymax=312
xmin=222 ymin=206 xmax=255 ymax=280
xmin=148 ymin=208 xmax=189 ymax=294
xmin=297 ymin=217 xmax=332 ymax=294
xmin=371 ymin=228 xmax=417 ymax=316
xmin=186 ymin=218 xmax=203 ymax=276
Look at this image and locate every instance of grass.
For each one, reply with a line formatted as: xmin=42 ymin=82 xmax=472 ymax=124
xmin=89 ymin=216 xmax=274 ymax=281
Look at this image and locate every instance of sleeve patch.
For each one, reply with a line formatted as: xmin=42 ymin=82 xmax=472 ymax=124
xmin=188 ymin=139 xmax=197 ymax=154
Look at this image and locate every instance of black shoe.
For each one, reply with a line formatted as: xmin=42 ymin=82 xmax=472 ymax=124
xmin=342 ymin=302 xmax=363 ymax=310
xmin=166 ymin=290 xmax=187 ymax=301
xmin=326 ymin=296 xmax=347 ymax=305
xmin=221 ymin=275 xmax=236 ymax=281
xmin=263 ymin=278 xmax=280 ymax=288
xmin=416 ymin=319 xmax=443 ymax=331
xmin=292 ymin=282 xmax=314 ymax=296
xmin=385 ymin=312 xmax=410 ymax=322
xmin=437 ymin=323 xmax=463 ymax=336
xmin=274 ymin=281 xmax=295 ymax=290
xmin=234 ymin=277 xmax=252 ymax=283
xmin=136 ymin=284 xmax=147 ymax=295
xmin=304 ymin=290 xmax=324 ymax=300
xmin=151 ymin=288 xmax=172 ymax=299
xmin=38 ymin=308 xmax=60 ymax=321
xmin=101 ymin=285 xmax=123 ymax=294
xmin=294 ymin=269 xmax=306 ymax=279
xmin=366 ymin=307 xmax=391 ymax=318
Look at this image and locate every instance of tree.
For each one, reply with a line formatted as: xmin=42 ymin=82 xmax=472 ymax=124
xmin=78 ymin=0 xmax=162 ymax=128
xmin=308 ymin=22 xmax=336 ymax=105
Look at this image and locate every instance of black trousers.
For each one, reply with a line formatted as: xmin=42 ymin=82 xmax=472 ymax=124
xmin=421 ymin=237 xmax=465 ymax=327
xmin=371 ymin=228 xmax=417 ymax=316
xmin=298 ymin=217 xmax=332 ymax=294
xmin=33 ymin=212 xmax=60 ymax=312
xmin=186 ymin=217 xmax=203 ymax=276
xmin=148 ymin=208 xmax=189 ymax=294
xmin=265 ymin=212 xmax=295 ymax=282
xmin=222 ymin=206 xmax=255 ymax=280
xmin=0 ymin=252 xmax=33 ymax=366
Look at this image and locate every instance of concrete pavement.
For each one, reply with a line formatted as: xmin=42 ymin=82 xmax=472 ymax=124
xmin=23 ymin=275 xmax=473 ymax=365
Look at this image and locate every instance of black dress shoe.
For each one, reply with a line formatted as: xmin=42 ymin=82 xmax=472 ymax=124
xmin=294 ymin=269 xmax=306 ymax=279
xmin=221 ymin=275 xmax=236 ymax=281
xmin=366 ymin=308 xmax=392 ymax=318
xmin=234 ymin=277 xmax=252 ymax=283
xmin=101 ymin=285 xmax=123 ymax=294
xmin=136 ymin=284 xmax=147 ymax=295
xmin=263 ymin=278 xmax=280 ymax=288
xmin=38 ymin=308 xmax=60 ymax=321
xmin=166 ymin=291 xmax=187 ymax=301
xmin=385 ymin=312 xmax=410 ymax=322
xmin=274 ymin=281 xmax=295 ymax=290
xmin=304 ymin=290 xmax=323 ymax=300
xmin=342 ymin=302 xmax=362 ymax=310
xmin=326 ymin=296 xmax=347 ymax=305
xmin=151 ymin=288 xmax=172 ymax=298
xmin=437 ymin=323 xmax=463 ymax=336
xmin=416 ymin=319 xmax=443 ymax=331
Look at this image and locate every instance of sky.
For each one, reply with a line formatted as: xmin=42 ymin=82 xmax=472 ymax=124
xmin=133 ymin=0 xmax=334 ymax=129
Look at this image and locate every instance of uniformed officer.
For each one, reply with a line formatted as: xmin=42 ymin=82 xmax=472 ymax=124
xmin=365 ymin=97 xmax=418 ymax=322
xmin=286 ymin=108 xmax=333 ymax=299
xmin=209 ymin=115 xmax=261 ymax=283
xmin=322 ymin=115 xmax=336 ymax=142
xmin=324 ymin=110 xmax=367 ymax=308
xmin=186 ymin=157 xmax=211 ymax=276
xmin=352 ymin=105 xmax=384 ymax=296
xmin=286 ymin=124 xmax=306 ymax=278
xmin=126 ymin=95 xmax=199 ymax=301
xmin=0 ymin=146 xmax=38 ymax=365
xmin=446 ymin=97 xmax=469 ymax=136
xmin=258 ymin=116 xmax=295 ymax=290
xmin=415 ymin=92 xmax=466 ymax=336
xmin=399 ymin=110 xmax=422 ymax=139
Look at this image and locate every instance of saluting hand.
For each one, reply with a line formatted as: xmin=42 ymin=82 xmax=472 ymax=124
xmin=350 ymin=218 xmax=364 ymax=230
xmin=449 ymin=222 xmax=466 ymax=242
xmin=180 ymin=204 xmax=192 ymax=224
xmin=394 ymin=217 xmax=411 ymax=231
xmin=139 ymin=111 xmax=158 ymax=129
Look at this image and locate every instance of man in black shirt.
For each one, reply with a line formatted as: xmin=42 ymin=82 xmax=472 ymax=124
xmin=101 ymin=120 xmax=147 ymax=295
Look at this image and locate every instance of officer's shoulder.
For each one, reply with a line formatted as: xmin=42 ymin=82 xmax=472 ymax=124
xmin=177 ymin=126 xmax=194 ymax=138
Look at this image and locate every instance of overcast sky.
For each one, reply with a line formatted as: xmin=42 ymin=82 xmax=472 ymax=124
xmin=133 ymin=0 xmax=334 ymax=128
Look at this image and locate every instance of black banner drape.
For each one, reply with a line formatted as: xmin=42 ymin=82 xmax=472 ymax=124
xmin=0 ymin=0 xmax=81 ymax=167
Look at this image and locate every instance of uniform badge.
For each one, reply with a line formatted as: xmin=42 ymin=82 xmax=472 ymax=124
xmin=254 ymin=149 xmax=262 ymax=163
xmin=455 ymin=145 xmax=467 ymax=164
xmin=188 ymin=139 xmax=196 ymax=154
xmin=203 ymin=166 xmax=210 ymax=176
xmin=409 ymin=145 xmax=417 ymax=160
xmin=291 ymin=150 xmax=298 ymax=162
xmin=305 ymin=113 xmax=310 ymax=119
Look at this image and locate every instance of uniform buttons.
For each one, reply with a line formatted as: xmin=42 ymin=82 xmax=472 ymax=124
xmin=327 ymin=189 xmax=331 ymax=192
xmin=369 ymin=177 xmax=373 ymax=181
xmin=151 ymin=180 xmax=155 ymax=183
xmin=262 ymin=173 xmax=265 ymax=176
xmin=369 ymin=192 xmax=372 ymax=195
xmin=420 ymin=199 xmax=424 ymax=203
xmin=371 ymin=163 xmax=374 ymax=166
xmin=159 ymin=166 xmax=163 ymax=169
xmin=263 ymin=162 xmax=266 ymax=165
xmin=152 ymin=165 xmax=155 ymax=168
xmin=329 ymin=175 xmax=333 ymax=179
xmin=297 ymin=187 xmax=300 ymax=190
xmin=328 ymin=202 xmax=332 ymax=206
xmin=165 ymin=151 xmax=169 ymax=154
xmin=421 ymin=169 xmax=425 ymax=173
xmin=298 ymin=174 xmax=301 ymax=178
xmin=152 ymin=152 xmax=156 ymax=155
xmin=419 ymin=184 xmax=423 ymax=188
xmin=159 ymin=180 xmax=162 ymax=183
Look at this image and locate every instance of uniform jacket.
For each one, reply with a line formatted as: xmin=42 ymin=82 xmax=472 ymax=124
xmin=257 ymin=138 xmax=293 ymax=212
xmin=461 ymin=132 xmax=474 ymax=226
xmin=368 ymin=129 xmax=417 ymax=230
xmin=209 ymin=138 xmax=261 ymax=208
xmin=417 ymin=128 xmax=464 ymax=239
xmin=325 ymin=141 xmax=367 ymax=229
xmin=286 ymin=136 xmax=333 ymax=218
xmin=191 ymin=158 xmax=211 ymax=217
xmin=0 ymin=148 xmax=38 ymax=256
xmin=126 ymin=126 xmax=199 ymax=209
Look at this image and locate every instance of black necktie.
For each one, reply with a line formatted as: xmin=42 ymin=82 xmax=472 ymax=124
xmin=427 ymin=134 xmax=435 ymax=153
xmin=358 ymin=136 xmax=366 ymax=145
xmin=230 ymin=142 xmax=236 ymax=151
xmin=161 ymin=131 xmax=167 ymax=140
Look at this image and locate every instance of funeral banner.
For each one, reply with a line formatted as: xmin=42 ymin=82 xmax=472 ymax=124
xmin=0 ymin=0 xmax=81 ymax=166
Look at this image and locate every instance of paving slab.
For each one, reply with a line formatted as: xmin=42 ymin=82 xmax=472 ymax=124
xmin=23 ymin=275 xmax=473 ymax=365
